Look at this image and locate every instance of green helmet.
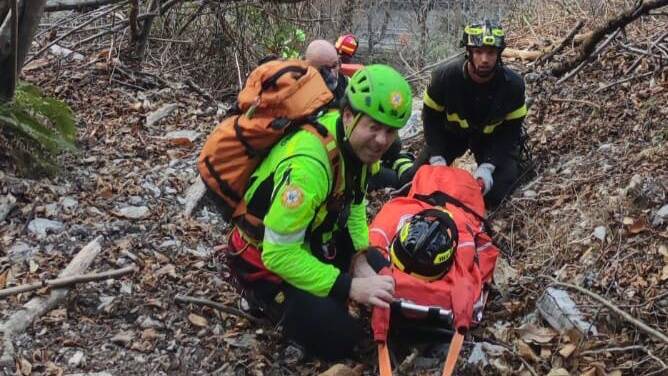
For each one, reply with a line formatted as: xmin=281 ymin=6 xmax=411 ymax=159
xmin=461 ymin=20 xmax=506 ymax=49
xmin=345 ymin=64 xmax=412 ymax=129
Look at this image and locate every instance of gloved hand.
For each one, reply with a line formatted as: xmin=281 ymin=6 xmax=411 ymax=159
xmin=429 ymin=155 xmax=447 ymax=166
xmin=474 ymin=163 xmax=495 ymax=195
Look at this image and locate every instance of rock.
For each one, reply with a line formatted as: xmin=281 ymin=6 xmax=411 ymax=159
xmin=115 ymin=206 xmax=150 ymax=220
xmin=28 ymin=218 xmax=65 ymax=238
xmin=0 ymin=194 xmax=16 ymax=222
xmin=523 ymin=190 xmax=537 ymax=198
xmin=142 ymin=181 xmax=161 ymax=198
xmin=146 ymin=103 xmax=178 ymax=127
xmin=7 ymin=241 xmax=37 ymax=263
xmin=137 ymin=316 xmax=164 ymax=330
xmin=44 ymin=203 xmax=59 ymax=217
xmin=164 ymin=130 xmax=200 ymax=142
xmin=592 ymin=226 xmax=606 ymax=241
xmin=68 ymin=351 xmax=85 ymax=367
xmin=537 ymin=287 xmax=597 ymax=335
xmin=183 ymin=180 xmax=207 ymax=217
xmin=60 ymin=196 xmax=79 ymax=211
xmin=49 ymin=44 xmax=84 ymax=61
xmin=86 ymin=207 xmax=104 ymax=216
xmin=120 ymin=281 xmax=133 ymax=295
xmin=652 ymin=204 xmax=668 ymax=226
xmin=110 ymin=330 xmax=134 ymax=346
xmin=493 ymin=258 xmax=517 ymax=295
xmin=97 ymin=296 xmax=115 ymax=312
xmin=467 ymin=342 xmax=507 ymax=368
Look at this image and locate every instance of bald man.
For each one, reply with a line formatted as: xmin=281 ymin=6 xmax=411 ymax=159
xmin=305 ymin=39 xmax=344 ymax=106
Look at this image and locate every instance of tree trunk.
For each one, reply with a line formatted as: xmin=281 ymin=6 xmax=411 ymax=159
xmin=0 ymin=0 xmax=17 ymax=102
xmin=133 ymin=0 xmax=159 ymax=61
xmin=0 ymin=0 xmax=47 ymax=101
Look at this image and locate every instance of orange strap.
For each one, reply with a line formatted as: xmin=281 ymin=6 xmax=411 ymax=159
xmin=378 ymin=342 xmax=392 ymax=376
xmin=442 ymin=332 xmax=464 ymax=376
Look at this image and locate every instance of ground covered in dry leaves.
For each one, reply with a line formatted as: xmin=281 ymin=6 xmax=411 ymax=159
xmin=1 ymin=2 xmax=667 ymax=376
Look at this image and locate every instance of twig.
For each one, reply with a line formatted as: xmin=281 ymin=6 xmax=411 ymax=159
xmin=623 ymin=30 xmax=668 ymax=75
xmin=580 ymin=345 xmax=646 ymax=355
xmin=546 ymin=277 xmax=668 ymax=344
xmin=405 ymin=52 xmax=464 ymax=81
xmin=174 ymin=294 xmax=265 ymax=325
xmin=25 ymin=3 xmax=125 ymax=64
xmin=536 ymin=20 xmax=584 ymax=65
xmin=556 ymin=29 xmax=621 ymax=84
xmin=0 ymin=266 xmax=136 ymax=298
xmin=550 ymin=97 xmax=601 ymax=110
xmin=233 ymin=51 xmax=242 ymax=89
xmin=594 ymin=71 xmax=654 ymax=93
xmin=185 ymin=79 xmax=216 ymax=103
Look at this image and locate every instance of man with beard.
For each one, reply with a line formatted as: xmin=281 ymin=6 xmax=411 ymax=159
xmin=399 ymin=20 xmax=527 ymax=208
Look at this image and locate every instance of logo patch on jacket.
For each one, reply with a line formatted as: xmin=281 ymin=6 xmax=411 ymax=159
xmin=281 ymin=184 xmax=304 ymax=209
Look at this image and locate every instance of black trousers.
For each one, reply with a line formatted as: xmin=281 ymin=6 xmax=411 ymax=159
xmin=230 ymin=230 xmax=363 ymax=361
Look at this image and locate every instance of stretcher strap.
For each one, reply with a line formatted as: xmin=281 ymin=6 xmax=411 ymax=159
xmin=442 ymin=332 xmax=464 ymax=376
xmin=378 ymin=342 xmax=392 ymax=376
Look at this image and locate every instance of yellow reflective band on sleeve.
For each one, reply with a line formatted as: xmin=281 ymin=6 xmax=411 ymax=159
xmin=423 ymin=91 xmax=445 ymax=112
xmin=446 ymin=112 xmax=469 ymax=129
xmin=505 ymin=104 xmax=527 ymax=120
xmin=482 ymin=120 xmax=503 ymax=134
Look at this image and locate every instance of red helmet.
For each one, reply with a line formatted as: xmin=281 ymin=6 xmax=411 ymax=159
xmin=335 ymin=34 xmax=358 ymax=57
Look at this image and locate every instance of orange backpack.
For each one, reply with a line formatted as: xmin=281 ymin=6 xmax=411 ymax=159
xmin=198 ymin=60 xmax=337 ymax=225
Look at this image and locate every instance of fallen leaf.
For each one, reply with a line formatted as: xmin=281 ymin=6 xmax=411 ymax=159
xmin=559 ymin=343 xmax=577 ymax=358
xmin=661 ymin=265 xmax=668 ymax=281
xmin=142 ymin=328 xmax=159 ymax=340
xmin=168 ymin=138 xmax=194 ymax=148
xmin=188 ymin=313 xmax=208 ymax=327
xmin=29 ymin=259 xmax=39 ymax=273
xmin=622 ymin=217 xmax=634 ymax=225
xmin=0 ymin=271 xmax=7 ymax=289
xmin=17 ymin=357 xmax=32 ymax=376
xmin=517 ymin=340 xmax=541 ymax=362
xmin=540 ymin=347 xmax=551 ymax=359
xmin=156 ymin=264 xmax=178 ymax=279
xmin=516 ymin=323 xmax=557 ymax=344
xmin=546 ymin=368 xmax=569 ymax=376
xmin=319 ymin=363 xmax=357 ymax=376
xmin=628 ymin=217 xmax=648 ymax=234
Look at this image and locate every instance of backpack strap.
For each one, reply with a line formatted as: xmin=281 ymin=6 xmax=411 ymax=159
xmin=413 ymin=191 xmax=499 ymax=245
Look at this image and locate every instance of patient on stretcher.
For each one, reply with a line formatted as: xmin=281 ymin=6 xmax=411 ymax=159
xmin=353 ymin=165 xmax=500 ymax=343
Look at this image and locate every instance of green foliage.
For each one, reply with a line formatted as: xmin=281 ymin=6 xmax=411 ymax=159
xmin=242 ymin=6 xmax=306 ymax=60
xmin=0 ymin=82 xmax=77 ymax=176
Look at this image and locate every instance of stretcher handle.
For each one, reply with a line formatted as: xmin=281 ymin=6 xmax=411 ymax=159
xmin=442 ymin=332 xmax=464 ymax=376
xmin=378 ymin=342 xmax=392 ymax=376
xmin=392 ymin=300 xmax=454 ymax=321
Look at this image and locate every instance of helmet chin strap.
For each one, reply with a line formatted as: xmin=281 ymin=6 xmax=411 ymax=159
xmin=344 ymin=112 xmax=363 ymax=141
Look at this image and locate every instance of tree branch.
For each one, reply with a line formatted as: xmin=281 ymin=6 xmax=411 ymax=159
xmin=44 ymin=0 xmax=125 ymax=12
xmin=548 ymin=277 xmax=668 ymax=344
xmin=552 ymin=0 xmax=668 ymax=77
xmin=0 ymin=265 xmax=136 ymax=298
xmin=0 ymin=236 xmax=104 ymax=366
